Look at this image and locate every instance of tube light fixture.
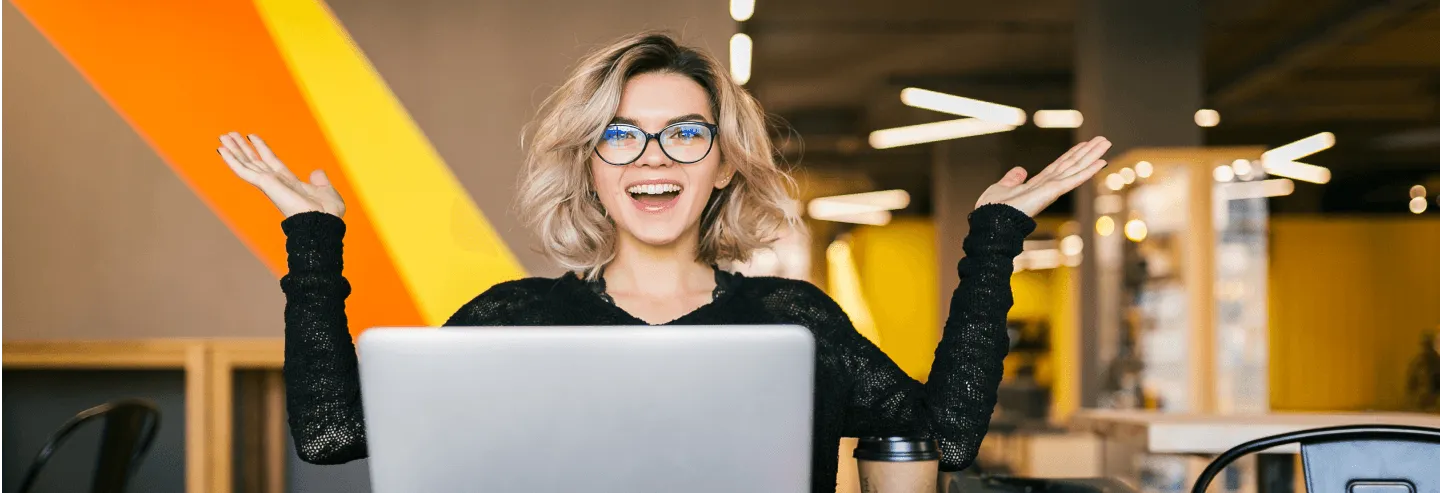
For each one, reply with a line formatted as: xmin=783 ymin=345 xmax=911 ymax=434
xmin=1261 ymin=132 xmax=1334 ymax=184
xmin=730 ymin=34 xmax=752 ymax=85
xmin=730 ymin=0 xmax=755 ymax=21
xmin=1034 ymin=109 xmax=1083 ymax=128
xmin=868 ymin=118 xmax=1014 ymax=149
xmin=1220 ymin=179 xmax=1295 ymax=200
xmin=807 ymin=190 xmax=910 ymax=225
xmin=899 ymin=88 xmax=1027 ymax=126
xmin=1195 ymin=109 xmax=1220 ymax=127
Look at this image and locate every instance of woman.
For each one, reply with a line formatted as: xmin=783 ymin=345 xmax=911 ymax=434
xmin=217 ymin=32 xmax=1109 ymax=492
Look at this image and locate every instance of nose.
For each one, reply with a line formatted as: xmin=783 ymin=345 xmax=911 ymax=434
xmin=634 ymin=136 xmax=673 ymax=168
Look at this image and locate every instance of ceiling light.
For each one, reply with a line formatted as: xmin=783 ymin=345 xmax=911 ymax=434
xmin=807 ymin=190 xmax=909 ymax=224
xmin=1096 ymin=216 xmax=1115 ymax=236
xmin=1135 ymin=161 xmax=1153 ymax=178
xmin=1213 ymin=165 xmax=1235 ymax=182
xmin=1264 ymin=132 xmax=1334 ymax=161
xmin=1033 ymin=110 xmax=1083 ymax=128
xmin=1195 ymin=109 xmax=1220 ymax=127
xmin=729 ymin=34 xmax=752 ymax=85
xmin=1232 ymin=159 xmax=1253 ymax=177
xmin=1220 ymin=179 xmax=1295 ymax=200
xmin=1263 ymin=160 xmax=1331 ymax=184
xmin=868 ymin=118 xmax=1014 ymax=149
xmin=730 ymin=0 xmax=755 ymax=21
xmin=1105 ymin=173 xmax=1125 ymax=191
xmin=1262 ymin=132 xmax=1334 ymax=183
xmin=899 ymin=88 xmax=1027 ymax=126
xmin=1059 ymin=235 xmax=1084 ymax=256
xmin=1124 ymin=219 xmax=1148 ymax=242
xmin=1410 ymin=185 xmax=1427 ymax=199
xmin=1411 ymin=197 xmax=1428 ymax=214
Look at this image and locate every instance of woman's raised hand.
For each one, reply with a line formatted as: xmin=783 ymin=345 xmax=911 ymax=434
xmin=975 ymin=136 xmax=1112 ymax=217
xmin=217 ymin=132 xmax=345 ymax=219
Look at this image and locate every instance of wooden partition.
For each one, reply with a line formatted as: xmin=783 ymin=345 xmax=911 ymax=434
xmin=3 ymin=338 xmax=287 ymax=493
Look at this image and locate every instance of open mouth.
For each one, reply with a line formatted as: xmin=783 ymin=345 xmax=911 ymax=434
xmin=626 ymin=182 xmax=684 ymax=212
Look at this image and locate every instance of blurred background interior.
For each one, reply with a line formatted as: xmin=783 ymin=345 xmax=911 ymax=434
xmin=3 ymin=0 xmax=1438 ymax=492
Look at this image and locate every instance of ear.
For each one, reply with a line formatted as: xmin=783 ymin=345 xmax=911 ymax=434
xmin=715 ymin=163 xmax=735 ymax=190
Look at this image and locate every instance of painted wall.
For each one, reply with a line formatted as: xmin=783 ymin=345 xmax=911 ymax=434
xmin=1268 ymin=216 xmax=1440 ymax=411
xmin=2 ymin=0 xmax=733 ymax=340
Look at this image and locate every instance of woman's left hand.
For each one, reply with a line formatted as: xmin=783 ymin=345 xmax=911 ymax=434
xmin=975 ymin=136 xmax=1113 ymax=217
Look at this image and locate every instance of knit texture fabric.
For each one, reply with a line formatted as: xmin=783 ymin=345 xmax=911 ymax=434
xmin=279 ymin=203 xmax=1034 ymax=493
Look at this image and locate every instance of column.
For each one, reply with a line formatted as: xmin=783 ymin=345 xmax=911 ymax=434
xmin=933 ymin=136 xmax=1011 ymax=326
xmin=1074 ymin=0 xmax=1204 ymax=406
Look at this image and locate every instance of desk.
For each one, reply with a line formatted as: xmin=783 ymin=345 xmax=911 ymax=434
xmin=3 ymin=338 xmax=287 ymax=493
xmin=1070 ymin=410 xmax=1440 ymax=492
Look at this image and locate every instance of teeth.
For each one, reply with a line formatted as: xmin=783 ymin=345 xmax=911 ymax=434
xmin=627 ymin=183 xmax=683 ymax=195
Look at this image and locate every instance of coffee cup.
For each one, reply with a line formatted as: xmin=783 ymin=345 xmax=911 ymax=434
xmin=853 ymin=436 xmax=940 ymax=493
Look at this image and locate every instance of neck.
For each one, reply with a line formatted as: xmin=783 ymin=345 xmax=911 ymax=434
xmin=603 ymin=227 xmax=714 ymax=297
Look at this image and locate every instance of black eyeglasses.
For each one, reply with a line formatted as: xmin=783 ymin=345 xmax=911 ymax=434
xmin=594 ymin=121 xmax=719 ymax=165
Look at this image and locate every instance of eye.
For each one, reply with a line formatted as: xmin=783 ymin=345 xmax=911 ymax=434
xmin=665 ymin=124 xmax=709 ymax=143
xmin=601 ymin=127 xmax=638 ymax=145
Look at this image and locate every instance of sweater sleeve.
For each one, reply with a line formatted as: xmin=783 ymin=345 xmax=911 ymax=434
xmin=279 ymin=211 xmax=536 ymax=464
xmin=836 ymin=203 xmax=1033 ymax=471
xmin=279 ymin=212 xmax=369 ymax=464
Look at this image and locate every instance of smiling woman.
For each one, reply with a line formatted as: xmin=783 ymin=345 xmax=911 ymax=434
xmin=214 ymin=30 xmax=1111 ymax=493
xmin=516 ymin=38 xmax=800 ymax=281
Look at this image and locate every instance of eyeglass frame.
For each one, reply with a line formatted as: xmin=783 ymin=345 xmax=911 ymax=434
xmin=593 ymin=121 xmax=720 ymax=166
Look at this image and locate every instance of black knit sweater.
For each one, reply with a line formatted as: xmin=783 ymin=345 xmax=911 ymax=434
xmin=279 ymin=203 xmax=1034 ymax=493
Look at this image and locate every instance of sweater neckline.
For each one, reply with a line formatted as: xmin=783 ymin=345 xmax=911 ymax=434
xmin=565 ymin=267 xmax=744 ymax=326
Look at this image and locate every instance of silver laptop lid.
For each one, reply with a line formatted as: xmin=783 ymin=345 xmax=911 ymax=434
xmin=356 ymin=325 xmax=815 ymax=493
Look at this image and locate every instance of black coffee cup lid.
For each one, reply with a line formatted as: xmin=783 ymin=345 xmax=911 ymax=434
xmin=852 ymin=436 xmax=940 ymax=462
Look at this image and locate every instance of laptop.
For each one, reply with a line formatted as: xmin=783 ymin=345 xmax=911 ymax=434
xmin=355 ymin=325 xmax=816 ymax=492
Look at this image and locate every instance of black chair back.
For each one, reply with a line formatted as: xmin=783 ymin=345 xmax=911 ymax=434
xmin=1191 ymin=424 xmax=1440 ymax=493
xmin=15 ymin=399 xmax=162 ymax=493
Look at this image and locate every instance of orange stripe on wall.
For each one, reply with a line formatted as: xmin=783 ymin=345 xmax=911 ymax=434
xmin=10 ymin=0 xmax=424 ymax=334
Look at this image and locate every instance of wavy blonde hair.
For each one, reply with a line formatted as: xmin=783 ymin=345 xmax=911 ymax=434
xmin=516 ymin=31 xmax=802 ymax=279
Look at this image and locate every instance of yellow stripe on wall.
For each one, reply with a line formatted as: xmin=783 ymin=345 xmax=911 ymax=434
xmin=253 ymin=0 xmax=526 ymax=324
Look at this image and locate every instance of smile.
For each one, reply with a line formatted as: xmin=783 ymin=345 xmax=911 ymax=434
xmin=625 ymin=181 xmax=684 ymax=213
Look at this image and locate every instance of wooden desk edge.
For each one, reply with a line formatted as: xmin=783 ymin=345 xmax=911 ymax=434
xmin=3 ymin=338 xmax=286 ymax=369
xmin=3 ymin=339 xmax=205 ymax=368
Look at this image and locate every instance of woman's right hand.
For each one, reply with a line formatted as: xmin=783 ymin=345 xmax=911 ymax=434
xmin=217 ymin=132 xmax=345 ymax=218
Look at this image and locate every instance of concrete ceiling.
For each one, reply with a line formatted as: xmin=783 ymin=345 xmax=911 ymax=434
xmin=746 ymin=0 xmax=1440 ymax=215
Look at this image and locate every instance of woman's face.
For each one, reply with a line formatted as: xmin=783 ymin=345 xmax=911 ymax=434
xmin=591 ymin=72 xmax=728 ymax=250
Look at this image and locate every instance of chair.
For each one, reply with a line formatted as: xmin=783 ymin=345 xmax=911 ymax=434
xmin=15 ymin=399 xmax=162 ymax=493
xmin=1191 ymin=424 xmax=1440 ymax=493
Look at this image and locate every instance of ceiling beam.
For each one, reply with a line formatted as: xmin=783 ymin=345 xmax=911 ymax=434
xmin=1209 ymin=0 xmax=1439 ymax=108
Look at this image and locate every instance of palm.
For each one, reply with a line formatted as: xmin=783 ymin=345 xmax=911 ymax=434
xmin=217 ymin=133 xmax=345 ymax=218
xmin=976 ymin=136 xmax=1112 ymax=216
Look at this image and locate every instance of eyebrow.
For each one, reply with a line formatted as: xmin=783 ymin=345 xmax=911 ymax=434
xmin=610 ymin=113 xmax=712 ymax=128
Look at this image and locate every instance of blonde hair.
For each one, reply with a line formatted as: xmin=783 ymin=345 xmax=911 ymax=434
xmin=516 ymin=31 xmax=802 ymax=279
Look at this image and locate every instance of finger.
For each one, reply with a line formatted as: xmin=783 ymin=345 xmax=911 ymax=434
xmin=1059 ymin=158 xmax=1108 ymax=186
xmin=999 ymin=166 xmax=1027 ymax=186
xmin=1048 ymin=137 xmax=1107 ymax=178
xmin=1071 ymin=138 xmax=1112 ymax=168
xmin=229 ymin=131 xmax=262 ymax=162
xmin=248 ymin=135 xmax=297 ymax=178
xmin=311 ymin=170 xmax=346 ymax=206
xmin=309 ymin=169 xmax=332 ymax=187
xmin=218 ymin=148 xmax=262 ymax=182
xmin=1031 ymin=141 xmax=1088 ymax=181
xmin=219 ymin=134 xmax=253 ymax=166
